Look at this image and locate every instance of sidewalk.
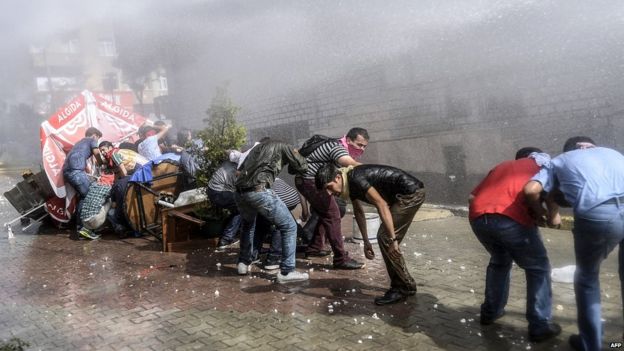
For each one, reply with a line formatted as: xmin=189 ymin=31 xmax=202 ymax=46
xmin=0 ymin=202 xmax=621 ymax=350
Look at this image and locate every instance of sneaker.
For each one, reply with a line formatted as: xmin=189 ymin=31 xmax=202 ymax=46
xmin=217 ymin=238 xmax=239 ymax=250
xmin=237 ymin=262 xmax=249 ymax=275
xmin=529 ymin=323 xmax=562 ymax=342
xmin=78 ymin=228 xmax=100 ymax=240
xmin=277 ymin=271 xmax=309 ymax=283
xmin=333 ymin=258 xmax=365 ymax=270
xmin=263 ymin=259 xmax=281 ymax=270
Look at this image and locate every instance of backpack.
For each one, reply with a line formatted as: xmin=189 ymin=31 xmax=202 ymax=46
xmin=299 ymin=135 xmax=338 ymax=157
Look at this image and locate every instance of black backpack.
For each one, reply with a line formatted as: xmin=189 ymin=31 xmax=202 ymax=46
xmin=299 ymin=135 xmax=338 ymax=157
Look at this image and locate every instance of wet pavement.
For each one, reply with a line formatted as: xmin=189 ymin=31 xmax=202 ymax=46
xmin=0 ymin=170 xmax=622 ymax=350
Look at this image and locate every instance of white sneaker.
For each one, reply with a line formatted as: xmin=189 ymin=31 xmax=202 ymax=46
xmin=237 ymin=262 xmax=249 ymax=275
xmin=277 ymin=270 xmax=309 ymax=283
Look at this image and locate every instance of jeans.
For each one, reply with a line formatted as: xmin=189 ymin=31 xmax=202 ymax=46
xmin=208 ymin=189 xmax=241 ymax=242
xmin=296 ymin=177 xmax=348 ymax=264
xmin=572 ymin=203 xmax=624 ymax=351
xmin=470 ymin=214 xmax=553 ymax=334
xmin=377 ymin=190 xmax=425 ymax=294
xmin=235 ymin=189 xmax=297 ymax=274
xmin=63 ymin=169 xmax=91 ymax=228
xmin=254 ymin=215 xmax=282 ymax=263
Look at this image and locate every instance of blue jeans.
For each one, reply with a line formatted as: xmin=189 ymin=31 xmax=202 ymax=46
xmin=208 ymin=189 xmax=241 ymax=242
xmin=470 ymin=214 xmax=553 ymax=334
xmin=573 ymin=204 xmax=624 ymax=351
xmin=254 ymin=215 xmax=282 ymax=263
xmin=63 ymin=169 xmax=91 ymax=228
xmin=235 ymin=189 xmax=297 ymax=274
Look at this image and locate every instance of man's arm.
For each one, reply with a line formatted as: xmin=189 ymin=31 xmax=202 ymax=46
xmin=117 ymin=163 xmax=128 ymax=178
xmin=155 ymin=124 xmax=171 ymax=141
xmin=298 ymin=192 xmax=310 ymax=222
xmin=545 ymin=191 xmax=562 ymax=228
xmin=352 ymin=199 xmax=374 ymax=259
xmin=336 ymin=155 xmax=361 ymax=167
xmin=524 ymin=180 xmax=546 ymax=220
xmin=364 ymin=186 xmax=401 ymax=259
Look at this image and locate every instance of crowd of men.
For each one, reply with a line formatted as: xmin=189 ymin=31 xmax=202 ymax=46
xmin=62 ymin=123 xmax=624 ymax=350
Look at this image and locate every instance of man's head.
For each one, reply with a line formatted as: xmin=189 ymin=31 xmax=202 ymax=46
xmin=563 ymin=136 xmax=596 ymax=152
xmin=345 ymin=127 xmax=369 ymax=153
xmin=228 ymin=150 xmax=242 ymax=164
xmin=85 ymin=127 xmax=102 ymax=140
xmin=515 ymin=147 xmax=542 ymax=160
xmin=315 ymin=163 xmax=343 ymax=195
xmin=98 ymin=141 xmax=114 ymax=158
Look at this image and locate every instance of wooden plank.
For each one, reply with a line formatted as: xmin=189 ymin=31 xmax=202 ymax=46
xmin=168 ymin=210 xmax=205 ymax=225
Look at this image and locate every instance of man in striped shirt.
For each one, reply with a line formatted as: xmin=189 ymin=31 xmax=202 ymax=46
xmin=295 ymin=136 xmax=364 ymax=270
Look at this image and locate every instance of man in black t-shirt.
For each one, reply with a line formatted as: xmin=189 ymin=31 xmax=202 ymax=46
xmin=316 ymin=163 xmax=426 ymax=305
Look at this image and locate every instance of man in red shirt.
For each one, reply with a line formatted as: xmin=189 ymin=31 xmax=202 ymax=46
xmin=469 ymin=147 xmax=561 ymax=342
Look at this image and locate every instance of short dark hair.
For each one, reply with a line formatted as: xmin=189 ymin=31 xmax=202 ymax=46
xmin=563 ymin=136 xmax=595 ymax=152
xmin=315 ymin=163 xmax=341 ymax=190
xmin=515 ymin=147 xmax=542 ymax=160
xmin=346 ymin=127 xmax=369 ymax=141
xmin=85 ymin=127 xmax=102 ymax=138
xmin=154 ymin=120 xmax=167 ymax=126
xmin=98 ymin=141 xmax=113 ymax=149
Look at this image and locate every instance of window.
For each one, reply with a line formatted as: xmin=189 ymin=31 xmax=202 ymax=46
xmin=36 ymin=77 xmax=77 ymax=91
xmin=98 ymin=40 xmax=116 ymax=57
xmin=159 ymin=76 xmax=168 ymax=91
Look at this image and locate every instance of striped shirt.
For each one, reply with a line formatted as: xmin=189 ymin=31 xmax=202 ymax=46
xmin=208 ymin=161 xmax=238 ymax=192
xmin=302 ymin=140 xmax=349 ymax=179
xmin=273 ymin=178 xmax=300 ymax=209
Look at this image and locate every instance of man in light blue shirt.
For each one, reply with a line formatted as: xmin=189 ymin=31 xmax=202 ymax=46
xmin=524 ymin=136 xmax=624 ymax=351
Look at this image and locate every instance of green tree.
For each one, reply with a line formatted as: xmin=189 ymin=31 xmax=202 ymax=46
xmin=195 ymin=85 xmax=247 ymax=185
xmin=192 ymin=86 xmax=246 ymax=221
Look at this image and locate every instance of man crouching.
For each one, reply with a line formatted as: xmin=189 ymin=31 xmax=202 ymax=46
xmin=315 ymin=163 xmax=425 ymax=305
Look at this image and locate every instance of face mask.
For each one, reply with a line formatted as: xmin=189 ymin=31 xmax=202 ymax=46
xmin=340 ymin=135 xmax=364 ymax=159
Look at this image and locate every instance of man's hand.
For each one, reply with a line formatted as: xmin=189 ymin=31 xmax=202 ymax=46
xmin=387 ymin=239 xmax=402 ymax=260
xmin=363 ymin=241 xmax=375 ymax=260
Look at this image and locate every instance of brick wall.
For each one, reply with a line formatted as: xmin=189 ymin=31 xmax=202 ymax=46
xmin=236 ymin=54 xmax=624 ymax=205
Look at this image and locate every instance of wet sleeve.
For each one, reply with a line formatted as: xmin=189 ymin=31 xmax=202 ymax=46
xmin=351 ymin=172 xmax=372 ymax=194
xmin=531 ymin=163 xmax=555 ymax=192
xmin=282 ymin=144 xmax=308 ymax=175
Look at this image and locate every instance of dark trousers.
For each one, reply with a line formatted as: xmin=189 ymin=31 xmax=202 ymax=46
xmin=377 ymin=189 xmax=425 ymax=294
xmin=470 ymin=213 xmax=553 ymax=334
xmin=302 ymin=198 xmax=346 ymax=244
xmin=63 ymin=169 xmax=91 ymax=231
xmin=208 ymin=188 xmax=241 ymax=242
xmin=296 ymin=177 xmax=348 ymax=264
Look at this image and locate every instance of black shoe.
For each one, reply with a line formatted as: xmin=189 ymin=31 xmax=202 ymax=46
xmin=333 ymin=258 xmax=364 ymax=270
xmin=217 ymin=238 xmax=239 ymax=250
xmin=405 ymin=289 xmax=417 ymax=296
xmin=374 ymin=290 xmax=407 ymax=306
xmin=305 ymin=249 xmax=332 ymax=258
xmin=529 ymin=323 xmax=561 ymax=342
xmin=480 ymin=311 xmax=505 ymax=325
xmin=568 ymin=334 xmax=583 ymax=350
